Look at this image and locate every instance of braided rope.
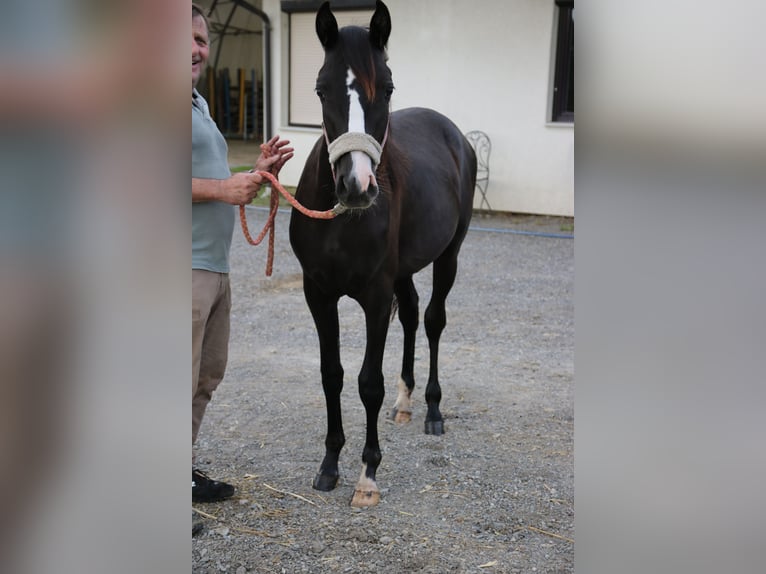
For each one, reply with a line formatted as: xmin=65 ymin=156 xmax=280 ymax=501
xmin=239 ymin=170 xmax=339 ymax=276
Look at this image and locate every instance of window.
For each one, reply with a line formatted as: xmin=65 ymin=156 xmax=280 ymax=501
xmin=552 ymin=1 xmax=574 ymax=123
xmin=284 ymin=1 xmax=375 ymax=127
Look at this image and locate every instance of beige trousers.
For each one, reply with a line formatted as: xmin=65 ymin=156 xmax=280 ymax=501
xmin=192 ymin=269 xmax=231 ymax=449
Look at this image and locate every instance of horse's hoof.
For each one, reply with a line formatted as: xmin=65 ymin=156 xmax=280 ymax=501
xmin=393 ymin=409 xmax=412 ymax=424
xmin=313 ymin=473 xmax=339 ymax=491
xmin=350 ymin=488 xmax=380 ymax=507
xmin=424 ymin=420 xmax=444 ymax=435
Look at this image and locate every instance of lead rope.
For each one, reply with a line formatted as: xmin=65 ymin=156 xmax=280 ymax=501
xmin=239 ymin=170 xmax=340 ymax=276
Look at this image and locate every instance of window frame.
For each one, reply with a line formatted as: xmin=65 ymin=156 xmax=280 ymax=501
xmin=552 ymin=0 xmax=574 ymax=123
xmin=281 ymin=0 xmax=375 ymax=13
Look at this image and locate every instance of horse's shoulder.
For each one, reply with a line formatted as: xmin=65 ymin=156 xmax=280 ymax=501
xmin=391 ymin=108 xmax=465 ymax=150
xmin=393 ymin=107 xmax=459 ymax=129
xmin=392 ymin=107 xmax=442 ymax=121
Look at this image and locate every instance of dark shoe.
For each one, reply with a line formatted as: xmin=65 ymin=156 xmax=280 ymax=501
xmin=193 ymin=469 xmax=235 ymax=502
xmin=192 ymin=512 xmax=205 ymax=537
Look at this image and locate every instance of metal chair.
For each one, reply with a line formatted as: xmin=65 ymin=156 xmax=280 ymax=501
xmin=465 ymin=130 xmax=492 ymax=211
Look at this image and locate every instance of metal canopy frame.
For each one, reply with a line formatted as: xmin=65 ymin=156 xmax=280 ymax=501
xmin=205 ymin=0 xmax=273 ymax=139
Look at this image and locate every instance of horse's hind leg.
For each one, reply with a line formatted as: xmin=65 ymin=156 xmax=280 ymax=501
xmin=423 ymin=248 xmax=461 ymax=435
xmin=303 ymin=278 xmax=345 ymax=492
xmin=390 ymin=276 xmax=419 ymax=424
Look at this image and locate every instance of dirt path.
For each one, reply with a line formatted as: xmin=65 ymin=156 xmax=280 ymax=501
xmin=193 ymin=207 xmax=574 ymax=573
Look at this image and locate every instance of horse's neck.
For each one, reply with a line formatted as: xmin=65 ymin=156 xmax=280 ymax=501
xmin=377 ymin=146 xmax=400 ymax=199
xmin=312 ymin=143 xmax=337 ymax=206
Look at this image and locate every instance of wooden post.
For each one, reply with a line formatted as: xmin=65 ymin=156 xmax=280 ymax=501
xmin=251 ymin=69 xmax=259 ymax=141
xmin=222 ymin=68 xmax=231 ymax=134
xmin=238 ymin=68 xmax=246 ymax=137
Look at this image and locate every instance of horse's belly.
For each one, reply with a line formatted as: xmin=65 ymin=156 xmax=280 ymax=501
xmin=396 ymin=199 xmax=460 ymax=274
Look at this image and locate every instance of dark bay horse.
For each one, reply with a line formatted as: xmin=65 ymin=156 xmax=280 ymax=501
xmin=289 ymin=0 xmax=476 ymax=507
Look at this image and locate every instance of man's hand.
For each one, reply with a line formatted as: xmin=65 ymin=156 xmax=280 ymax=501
xmin=220 ymin=172 xmax=266 ymax=205
xmin=255 ymin=135 xmax=295 ymax=178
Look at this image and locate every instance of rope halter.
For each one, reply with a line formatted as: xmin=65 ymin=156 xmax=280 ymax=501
xmin=323 ymin=121 xmax=390 ymax=178
xmin=327 ymin=131 xmax=383 ymax=170
xmin=322 ymin=122 xmax=390 ymax=216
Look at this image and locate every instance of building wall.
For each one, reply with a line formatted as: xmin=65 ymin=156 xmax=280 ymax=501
xmin=263 ymin=0 xmax=573 ymax=216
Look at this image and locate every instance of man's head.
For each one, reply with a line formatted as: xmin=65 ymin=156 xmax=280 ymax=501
xmin=192 ymin=4 xmax=210 ymax=89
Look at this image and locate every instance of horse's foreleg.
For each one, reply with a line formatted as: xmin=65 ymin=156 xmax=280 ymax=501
xmin=423 ymin=253 xmax=459 ymax=435
xmin=390 ymin=276 xmax=419 ymax=424
xmin=304 ymin=279 xmax=344 ymax=492
xmin=351 ymin=297 xmax=391 ymax=507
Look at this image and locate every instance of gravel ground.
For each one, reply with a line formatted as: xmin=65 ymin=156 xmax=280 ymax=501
xmin=192 ymin=208 xmax=574 ymax=574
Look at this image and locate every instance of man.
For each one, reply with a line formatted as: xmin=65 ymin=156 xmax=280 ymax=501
xmin=192 ymin=3 xmax=293 ymax=503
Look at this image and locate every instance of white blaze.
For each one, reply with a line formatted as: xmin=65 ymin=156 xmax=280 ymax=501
xmin=346 ymin=68 xmax=365 ymax=132
xmin=345 ymin=68 xmax=376 ymax=193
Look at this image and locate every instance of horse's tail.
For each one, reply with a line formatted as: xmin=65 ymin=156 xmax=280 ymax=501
xmin=389 ymin=294 xmax=398 ymax=324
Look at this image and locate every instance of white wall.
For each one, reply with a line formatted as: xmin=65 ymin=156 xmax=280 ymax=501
xmin=262 ymin=0 xmax=573 ymax=217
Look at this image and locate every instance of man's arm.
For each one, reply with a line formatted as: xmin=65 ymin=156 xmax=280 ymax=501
xmin=192 ymin=172 xmax=264 ymax=205
xmin=192 ymin=136 xmax=294 ymax=205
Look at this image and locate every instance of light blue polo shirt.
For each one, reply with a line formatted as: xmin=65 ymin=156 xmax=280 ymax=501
xmin=192 ymin=89 xmax=235 ymax=273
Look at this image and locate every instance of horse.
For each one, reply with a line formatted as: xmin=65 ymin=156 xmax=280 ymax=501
xmin=289 ymin=0 xmax=476 ymax=507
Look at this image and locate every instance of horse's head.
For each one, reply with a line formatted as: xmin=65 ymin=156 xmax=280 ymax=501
xmin=315 ymin=0 xmax=393 ymax=211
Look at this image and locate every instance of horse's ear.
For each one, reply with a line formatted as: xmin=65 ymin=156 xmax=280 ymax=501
xmin=316 ymin=2 xmax=339 ymax=50
xmin=369 ymin=0 xmax=391 ymax=51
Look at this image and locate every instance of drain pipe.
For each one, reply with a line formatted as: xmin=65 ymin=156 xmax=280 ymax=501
xmin=229 ymin=0 xmax=273 ymax=140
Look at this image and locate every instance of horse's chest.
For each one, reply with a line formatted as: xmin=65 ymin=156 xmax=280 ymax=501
xmin=298 ymin=224 xmax=391 ymax=292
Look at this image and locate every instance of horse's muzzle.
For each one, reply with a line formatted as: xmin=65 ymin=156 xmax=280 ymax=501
xmin=336 ymin=176 xmax=379 ymax=209
xmin=334 ymin=152 xmax=379 ymax=209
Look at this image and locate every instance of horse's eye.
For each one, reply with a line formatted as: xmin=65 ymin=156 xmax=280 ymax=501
xmin=315 ymin=89 xmax=325 ymax=102
xmin=384 ymin=87 xmax=394 ymax=102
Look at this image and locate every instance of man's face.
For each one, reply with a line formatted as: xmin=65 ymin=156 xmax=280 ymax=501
xmin=192 ymin=15 xmax=209 ymax=89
